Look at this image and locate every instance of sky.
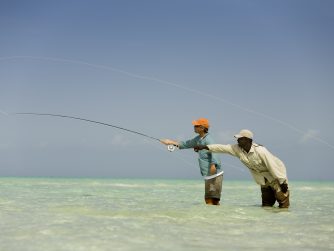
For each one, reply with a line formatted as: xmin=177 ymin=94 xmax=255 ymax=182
xmin=0 ymin=0 xmax=333 ymax=180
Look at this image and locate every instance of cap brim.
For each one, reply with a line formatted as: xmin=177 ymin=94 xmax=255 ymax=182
xmin=234 ymin=134 xmax=252 ymax=139
xmin=192 ymin=120 xmax=209 ymax=128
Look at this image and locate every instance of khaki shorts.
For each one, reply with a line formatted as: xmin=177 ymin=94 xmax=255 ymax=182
xmin=205 ymin=174 xmax=223 ymax=200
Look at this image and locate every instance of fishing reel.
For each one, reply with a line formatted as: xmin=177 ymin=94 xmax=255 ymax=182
xmin=167 ymin=144 xmax=176 ymax=152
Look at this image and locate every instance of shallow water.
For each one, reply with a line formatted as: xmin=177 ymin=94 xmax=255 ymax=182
xmin=0 ymin=178 xmax=333 ymax=251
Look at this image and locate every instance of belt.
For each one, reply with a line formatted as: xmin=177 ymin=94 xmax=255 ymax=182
xmin=204 ymin=170 xmax=224 ymax=180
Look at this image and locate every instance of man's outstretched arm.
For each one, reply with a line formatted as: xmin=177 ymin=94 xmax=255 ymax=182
xmin=195 ymin=144 xmax=239 ymax=157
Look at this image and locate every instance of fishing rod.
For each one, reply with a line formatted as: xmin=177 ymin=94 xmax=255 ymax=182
xmin=14 ymin=112 xmax=176 ymax=151
xmin=6 ymin=111 xmax=248 ymax=173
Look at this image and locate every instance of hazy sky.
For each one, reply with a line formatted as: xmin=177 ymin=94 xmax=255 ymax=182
xmin=1 ymin=0 xmax=333 ymax=180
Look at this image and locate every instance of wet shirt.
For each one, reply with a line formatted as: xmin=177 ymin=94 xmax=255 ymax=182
xmin=208 ymin=143 xmax=287 ymax=185
xmin=179 ymin=134 xmax=222 ymax=177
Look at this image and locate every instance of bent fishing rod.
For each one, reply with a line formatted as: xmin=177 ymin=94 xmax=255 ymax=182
xmin=14 ymin=112 xmax=177 ymax=151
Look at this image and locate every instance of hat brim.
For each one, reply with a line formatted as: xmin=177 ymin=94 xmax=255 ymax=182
xmin=192 ymin=121 xmax=209 ymax=128
xmin=234 ymin=134 xmax=252 ymax=139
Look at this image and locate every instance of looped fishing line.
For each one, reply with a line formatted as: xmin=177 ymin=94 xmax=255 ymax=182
xmin=1 ymin=56 xmax=332 ymax=149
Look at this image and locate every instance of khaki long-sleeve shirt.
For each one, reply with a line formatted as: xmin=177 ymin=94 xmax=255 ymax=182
xmin=208 ymin=143 xmax=288 ymax=185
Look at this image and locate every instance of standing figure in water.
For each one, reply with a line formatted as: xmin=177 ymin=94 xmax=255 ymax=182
xmin=195 ymin=129 xmax=290 ymax=208
xmin=160 ymin=118 xmax=223 ymax=205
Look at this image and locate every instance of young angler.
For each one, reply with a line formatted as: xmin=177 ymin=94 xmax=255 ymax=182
xmin=160 ymin=118 xmax=223 ymax=205
xmin=195 ymin=129 xmax=290 ymax=208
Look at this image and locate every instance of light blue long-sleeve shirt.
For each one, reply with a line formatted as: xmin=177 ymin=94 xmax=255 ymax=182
xmin=178 ymin=133 xmax=222 ymax=176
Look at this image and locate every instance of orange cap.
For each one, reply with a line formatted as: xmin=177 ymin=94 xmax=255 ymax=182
xmin=192 ymin=118 xmax=210 ymax=129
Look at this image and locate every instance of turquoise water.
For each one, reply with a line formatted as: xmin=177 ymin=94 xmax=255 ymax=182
xmin=0 ymin=178 xmax=333 ymax=251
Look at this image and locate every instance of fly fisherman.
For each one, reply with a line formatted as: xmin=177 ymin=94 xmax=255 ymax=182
xmin=160 ymin=118 xmax=223 ymax=205
xmin=194 ymin=129 xmax=290 ymax=208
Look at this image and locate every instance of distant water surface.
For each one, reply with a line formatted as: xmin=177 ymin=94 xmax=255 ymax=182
xmin=0 ymin=178 xmax=333 ymax=251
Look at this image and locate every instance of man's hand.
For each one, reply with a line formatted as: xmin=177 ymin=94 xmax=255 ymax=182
xmin=280 ymin=183 xmax=288 ymax=193
xmin=194 ymin=145 xmax=209 ymax=152
xmin=160 ymin=139 xmax=177 ymax=146
xmin=210 ymin=164 xmax=217 ymax=175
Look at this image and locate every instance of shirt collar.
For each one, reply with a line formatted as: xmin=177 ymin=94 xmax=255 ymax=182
xmin=249 ymin=145 xmax=255 ymax=153
xmin=241 ymin=143 xmax=255 ymax=154
xmin=200 ymin=133 xmax=209 ymax=140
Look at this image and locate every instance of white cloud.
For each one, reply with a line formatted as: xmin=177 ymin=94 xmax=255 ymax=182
xmin=0 ymin=110 xmax=9 ymax=116
xmin=300 ymin=129 xmax=320 ymax=143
